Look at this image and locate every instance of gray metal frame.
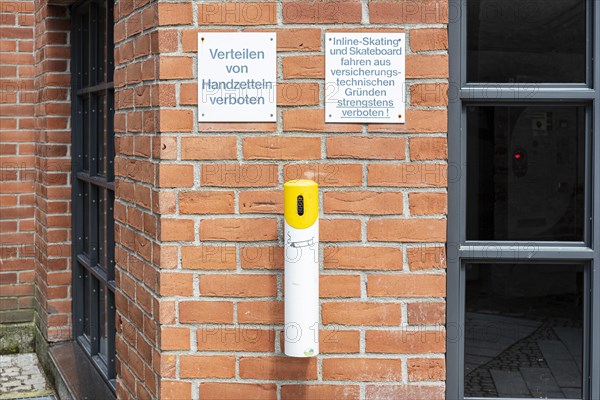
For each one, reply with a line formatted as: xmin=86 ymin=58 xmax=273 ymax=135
xmin=71 ymin=0 xmax=116 ymax=392
xmin=447 ymin=0 xmax=600 ymax=398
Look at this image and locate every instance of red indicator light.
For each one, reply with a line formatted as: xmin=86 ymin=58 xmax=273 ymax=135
xmin=514 ymin=153 xmax=521 ymax=160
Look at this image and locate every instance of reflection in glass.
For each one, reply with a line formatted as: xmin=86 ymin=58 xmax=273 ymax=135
xmin=467 ymin=0 xmax=586 ymax=83
xmin=464 ymin=263 xmax=584 ymax=398
xmin=466 ymin=106 xmax=585 ymax=241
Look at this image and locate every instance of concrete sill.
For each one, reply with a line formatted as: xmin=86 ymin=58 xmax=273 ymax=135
xmin=48 ymin=342 xmax=115 ymax=400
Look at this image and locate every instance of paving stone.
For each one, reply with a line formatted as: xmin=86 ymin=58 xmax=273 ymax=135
xmin=520 ymin=367 xmax=563 ymax=398
xmin=0 ymin=353 xmax=54 ymax=398
xmin=491 ymin=369 xmax=530 ymax=396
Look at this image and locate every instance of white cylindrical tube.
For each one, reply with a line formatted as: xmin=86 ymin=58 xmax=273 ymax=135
xmin=283 ymin=180 xmax=319 ymax=357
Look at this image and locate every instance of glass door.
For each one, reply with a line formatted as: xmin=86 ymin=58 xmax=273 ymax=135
xmin=447 ymin=0 xmax=600 ymax=398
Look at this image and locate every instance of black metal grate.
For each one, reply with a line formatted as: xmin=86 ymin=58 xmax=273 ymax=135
xmin=71 ymin=0 xmax=116 ymax=391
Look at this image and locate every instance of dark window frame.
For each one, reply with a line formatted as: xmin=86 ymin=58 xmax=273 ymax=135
xmin=447 ymin=0 xmax=600 ymax=398
xmin=71 ymin=0 xmax=116 ymax=391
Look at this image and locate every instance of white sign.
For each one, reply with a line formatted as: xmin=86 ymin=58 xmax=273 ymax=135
xmin=197 ymin=32 xmax=276 ymax=122
xmin=325 ymin=32 xmax=405 ymax=124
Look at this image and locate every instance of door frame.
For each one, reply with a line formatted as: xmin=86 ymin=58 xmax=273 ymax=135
xmin=446 ymin=0 xmax=600 ymax=398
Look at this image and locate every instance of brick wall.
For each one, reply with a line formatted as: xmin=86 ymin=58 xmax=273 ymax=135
xmin=147 ymin=1 xmax=449 ymax=399
xmin=32 ymin=0 xmax=72 ymax=342
xmin=0 ymin=0 xmax=72 ymax=341
xmin=0 ymin=0 xmax=36 ymax=325
xmin=2 ymin=0 xmax=448 ymax=397
xmin=113 ymin=0 xmax=162 ymax=397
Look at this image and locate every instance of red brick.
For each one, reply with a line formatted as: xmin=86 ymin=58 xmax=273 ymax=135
xmin=324 ymin=246 xmax=403 ymax=270
xmin=159 ymin=273 xmax=194 ymax=296
xmin=200 ymin=274 xmax=277 ymax=297
xmin=239 ymin=357 xmax=317 ymax=380
xmin=366 ymin=329 xmax=446 ymax=354
xmin=367 ymin=218 xmax=446 ymax=242
xmin=201 ymin=164 xmax=278 ymax=187
xmin=159 ymin=56 xmax=193 ymax=79
xmin=277 ymin=82 xmax=320 ymax=106
xmin=324 ymin=191 xmax=404 ymax=214
xmin=181 ymin=28 xmax=239 ymax=52
xmin=284 ymin=163 xmax=362 ymax=187
xmin=322 ymin=358 xmax=402 ymax=381
xmin=265 ymin=28 xmax=321 ymax=51
xmin=319 ymin=330 xmax=361 ymax=354
xmin=160 ymin=327 xmax=190 ymax=350
xmin=158 ymin=3 xmax=193 ymax=25
xmin=159 ymin=218 xmax=194 ymax=241
xmin=407 ymin=54 xmax=448 ymax=78
xmin=367 ymin=274 xmax=446 ymax=297
xmin=410 ymin=28 xmax=448 ymax=51
xmin=160 ymin=381 xmax=191 ymax=400
xmin=179 ymin=301 xmax=234 ymax=324
xmin=283 ymin=1 xmax=362 ymax=23
xmin=320 ymin=274 xmax=361 ymax=298
xmin=243 ymin=136 xmax=321 ymax=160
xmin=179 ymin=82 xmax=197 ymax=104
xmin=198 ymin=2 xmax=277 ymax=25
xmin=407 ymin=302 xmax=446 ymax=325
xmin=180 ymin=355 xmax=235 ymax=378
xmin=369 ymin=109 xmax=447 ymax=133
xmin=284 ymin=109 xmax=362 ymax=134
xmin=409 ymin=192 xmax=447 ymax=215
xmin=238 ymin=301 xmax=283 ymax=324
xmin=199 ymin=122 xmax=276 ymax=133
xmin=365 ymin=384 xmax=445 ymax=400
xmin=282 ymin=55 xmax=324 ymax=79
xmin=323 ymin=302 xmax=401 ymax=326
xmin=241 ymin=246 xmax=283 ymax=270
xmin=157 ymin=164 xmax=194 ymax=188
xmin=181 ymin=245 xmax=236 ymax=270
xmin=369 ymin=0 xmax=448 ymax=24
xmin=179 ymin=191 xmax=235 ymax=214
xmin=327 ymin=136 xmax=406 ymax=160
xmin=199 ymin=383 xmax=276 ymax=400
xmin=239 ymin=190 xmax=283 ymax=214
xmin=320 ymin=219 xmax=362 ymax=242
xmin=158 ymin=109 xmax=193 ymax=132
xmin=407 ymin=357 xmax=446 ymax=381
xmin=281 ymin=385 xmax=360 ymax=400
xmin=410 ymin=137 xmax=448 ymax=160
xmin=200 ymin=218 xmax=278 ymax=241
xmin=181 ymin=136 xmax=237 ymax=160
xmin=368 ymin=164 xmax=447 ymax=187
xmin=407 ymin=246 xmax=446 ymax=270
xmin=197 ymin=328 xmax=275 ymax=352
xmin=411 ymin=83 xmax=448 ymax=106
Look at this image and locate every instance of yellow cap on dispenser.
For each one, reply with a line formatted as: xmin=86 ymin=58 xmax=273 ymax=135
xmin=284 ymin=180 xmax=318 ymax=229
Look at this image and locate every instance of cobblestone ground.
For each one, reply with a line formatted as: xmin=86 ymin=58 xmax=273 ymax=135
xmin=0 ymin=353 xmax=54 ymax=399
xmin=465 ymin=318 xmax=582 ymax=398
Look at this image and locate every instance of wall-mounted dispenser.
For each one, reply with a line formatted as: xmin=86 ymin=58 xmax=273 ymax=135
xmin=283 ymin=180 xmax=319 ymax=357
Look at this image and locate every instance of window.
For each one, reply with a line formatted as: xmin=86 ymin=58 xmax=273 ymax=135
xmin=71 ymin=0 xmax=116 ymax=390
xmin=448 ymin=0 xmax=600 ymax=399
